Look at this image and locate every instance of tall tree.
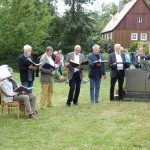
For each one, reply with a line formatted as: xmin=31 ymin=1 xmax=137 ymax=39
xmin=59 ymin=0 xmax=95 ymax=53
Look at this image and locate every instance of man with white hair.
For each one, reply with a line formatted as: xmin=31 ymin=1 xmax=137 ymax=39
xmin=0 ymin=67 xmax=38 ymax=119
xmin=18 ymin=45 xmax=37 ymax=93
xmin=65 ymin=45 xmax=85 ymax=107
xmin=108 ymin=43 xmax=127 ymax=101
xmin=88 ymin=44 xmax=106 ymax=103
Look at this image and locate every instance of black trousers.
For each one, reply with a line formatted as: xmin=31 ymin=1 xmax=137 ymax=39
xmin=110 ymin=70 xmax=124 ymax=100
xmin=67 ymin=72 xmax=81 ymax=104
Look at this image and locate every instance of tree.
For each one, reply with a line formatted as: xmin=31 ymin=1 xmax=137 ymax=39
xmin=0 ymin=0 xmax=53 ymax=56
xmin=57 ymin=0 xmax=96 ymax=54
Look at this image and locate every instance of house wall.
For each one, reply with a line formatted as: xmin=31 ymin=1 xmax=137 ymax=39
xmin=113 ymin=30 xmax=150 ymax=48
xmin=117 ymin=0 xmax=150 ymax=30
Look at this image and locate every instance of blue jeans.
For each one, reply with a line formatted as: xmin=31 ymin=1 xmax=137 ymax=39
xmin=21 ymin=81 xmax=33 ymax=93
xmin=90 ymin=78 xmax=101 ymax=102
xmin=55 ymin=66 xmax=60 ymax=75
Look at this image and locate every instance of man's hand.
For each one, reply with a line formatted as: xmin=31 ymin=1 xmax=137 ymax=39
xmin=112 ymin=63 xmax=117 ymax=66
xmin=103 ymin=75 xmax=107 ymax=79
xmin=78 ymin=64 xmax=84 ymax=70
xmin=0 ymin=78 xmax=3 ymax=82
xmin=21 ymin=91 xmax=26 ymax=95
xmin=66 ymin=62 xmax=70 ymax=67
xmin=96 ymin=62 xmax=101 ymax=67
xmin=29 ymin=65 xmax=37 ymax=70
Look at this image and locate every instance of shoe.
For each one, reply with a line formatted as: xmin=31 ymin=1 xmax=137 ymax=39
xmin=66 ymin=103 xmax=71 ymax=107
xmin=110 ymin=99 xmax=115 ymax=101
xmin=95 ymin=101 xmax=99 ymax=103
xmin=73 ymin=103 xmax=78 ymax=105
xmin=33 ymin=110 xmax=38 ymax=116
xmin=29 ymin=114 xmax=38 ymax=120
xmin=90 ymin=100 xmax=94 ymax=103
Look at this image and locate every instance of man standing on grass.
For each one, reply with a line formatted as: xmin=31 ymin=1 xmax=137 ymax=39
xmin=88 ymin=44 xmax=106 ymax=103
xmin=65 ymin=45 xmax=85 ymax=107
xmin=108 ymin=43 xmax=127 ymax=101
xmin=18 ymin=45 xmax=37 ymax=93
xmin=39 ymin=46 xmax=55 ymax=109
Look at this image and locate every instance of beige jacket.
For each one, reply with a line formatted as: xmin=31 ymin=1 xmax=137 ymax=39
xmin=65 ymin=52 xmax=85 ymax=81
xmin=39 ymin=53 xmax=54 ymax=83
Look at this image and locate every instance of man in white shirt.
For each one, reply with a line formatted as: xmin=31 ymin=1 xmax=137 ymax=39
xmin=108 ymin=44 xmax=127 ymax=101
xmin=65 ymin=45 xmax=85 ymax=106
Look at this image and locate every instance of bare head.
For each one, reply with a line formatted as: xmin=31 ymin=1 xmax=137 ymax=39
xmin=24 ymin=45 xmax=32 ymax=57
xmin=74 ymin=45 xmax=81 ymax=55
xmin=53 ymin=51 xmax=58 ymax=55
xmin=58 ymin=50 xmax=62 ymax=54
xmin=8 ymin=67 xmax=13 ymax=76
xmin=114 ymin=44 xmax=121 ymax=54
xmin=92 ymin=44 xmax=100 ymax=55
xmin=139 ymin=48 xmax=143 ymax=53
xmin=46 ymin=46 xmax=53 ymax=57
xmin=120 ymin=47 xmax=124 ymax=52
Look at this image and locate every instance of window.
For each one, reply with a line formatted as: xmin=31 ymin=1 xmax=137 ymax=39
xmin=131 ymin=33 xmax=138 ymax=40
xmin=137 ymin=17 xmax=142 ymax=23
xmin=141 ymin=33 xmax=147 ymax=41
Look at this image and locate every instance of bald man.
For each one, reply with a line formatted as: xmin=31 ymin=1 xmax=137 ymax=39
xmin=65 ymin=45 xmax=85 ymax=106
xmin=108 ymin=44 xmax=127 ymax=101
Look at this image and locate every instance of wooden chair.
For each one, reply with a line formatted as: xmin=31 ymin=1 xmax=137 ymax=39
xmin=0 ymin=89 xmax=25 ymax=119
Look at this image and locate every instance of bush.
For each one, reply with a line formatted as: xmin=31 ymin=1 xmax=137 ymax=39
xmin=129 ymin=42 xmax=138 ymax=52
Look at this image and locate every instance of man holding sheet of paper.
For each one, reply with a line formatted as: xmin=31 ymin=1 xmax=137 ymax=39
xmin=88 ymin=44 xmax=106 ymax=103
xmin=65 ymin=45 xmax=85 ymax=107
xmin=18 ymin=45 xmax=37 ymax=93
xmin=39 ymin=46 xmax=55 ymax=109
xmin=0 ymin=67 xmax=38 ymax=120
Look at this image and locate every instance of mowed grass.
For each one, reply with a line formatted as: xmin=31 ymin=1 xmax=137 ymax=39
xmin=0 ymin=72 xmax=150 ymax=150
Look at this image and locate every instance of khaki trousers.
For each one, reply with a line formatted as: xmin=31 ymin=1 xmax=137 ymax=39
xmin=40 ymin=82 xmax=54 ymax=109
xmin=13 ymin=94 xmax=36 ymax=115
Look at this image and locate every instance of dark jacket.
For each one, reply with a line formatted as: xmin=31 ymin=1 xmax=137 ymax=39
xmin=18 ymin=54 xmax=35 ymax=82
xmin=108 ymin=52 xmax=127 ymax=78
xmin=88 ymin=53 xmax=106 ymax=79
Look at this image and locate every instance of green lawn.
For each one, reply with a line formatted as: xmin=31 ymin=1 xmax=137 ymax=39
xmin=0 ymin=72 xmax=150 ymax=150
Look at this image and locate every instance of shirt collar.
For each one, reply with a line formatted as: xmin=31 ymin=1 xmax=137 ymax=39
xmin=115 ymin=52 xmax=121 ymax=55
xmin=74 ymin=52 xmax=80 ymax=56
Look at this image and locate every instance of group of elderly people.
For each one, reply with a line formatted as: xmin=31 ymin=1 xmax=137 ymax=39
xmin=0 ymin=43 xmax=139 ymax=120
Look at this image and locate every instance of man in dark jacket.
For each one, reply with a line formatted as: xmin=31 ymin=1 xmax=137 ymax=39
xmin=88 ymin=44 xmax=106 ymax=103
xmin=18 ymin=45 xmax=37 ymax=93
xmin=108 ymin=43 xmax=127 ymax=101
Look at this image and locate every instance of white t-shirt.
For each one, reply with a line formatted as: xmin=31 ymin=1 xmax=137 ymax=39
xmin=115 ymin=52 xmax=123 ymax=70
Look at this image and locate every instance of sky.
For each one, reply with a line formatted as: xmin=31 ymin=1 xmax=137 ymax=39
xmin=56 ymin=0 xmax=120 ymax=14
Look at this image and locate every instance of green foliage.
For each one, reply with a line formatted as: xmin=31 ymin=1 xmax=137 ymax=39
xmin=129 ymin=42 xmax=138 ymax=52
xmin=0 ymin=0 xmax=53 ymax=56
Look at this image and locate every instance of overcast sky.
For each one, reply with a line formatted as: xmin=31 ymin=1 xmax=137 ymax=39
xmin=56 ymin=0 xmax=120 ymax=14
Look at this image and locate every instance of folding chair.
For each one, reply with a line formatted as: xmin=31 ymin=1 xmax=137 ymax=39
xmin=0 ymin=89 xmax=25 ymax=119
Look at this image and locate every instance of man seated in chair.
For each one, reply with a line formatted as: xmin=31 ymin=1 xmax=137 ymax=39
xmin=0 ymin=67 xmax=38 ymax=120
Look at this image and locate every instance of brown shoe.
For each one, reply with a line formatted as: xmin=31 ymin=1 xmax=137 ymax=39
xmin=29 ymin=114 xmax=38 ymax=120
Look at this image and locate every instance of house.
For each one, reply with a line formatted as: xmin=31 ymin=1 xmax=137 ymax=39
xmin=101 ymin=0 xmax=150 ymax=49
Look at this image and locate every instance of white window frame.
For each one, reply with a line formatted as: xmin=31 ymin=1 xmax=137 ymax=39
xmin=137 ymin=17 xmax=142 ymax=23
xmin=131 ymin=33 xmax=138 ymax=41
xmin=141 ymin=33 xmax=147 ymax=41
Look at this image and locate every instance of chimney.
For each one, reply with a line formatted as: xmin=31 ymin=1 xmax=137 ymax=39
xmin=118 ymin=0 xmax=123 ymax=13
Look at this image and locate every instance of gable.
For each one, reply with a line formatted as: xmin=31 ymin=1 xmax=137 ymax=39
xmin=116 ymin=0 xmax=150 ymax=30
xmin=101 ymin=0 xmax=150 ymax=33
